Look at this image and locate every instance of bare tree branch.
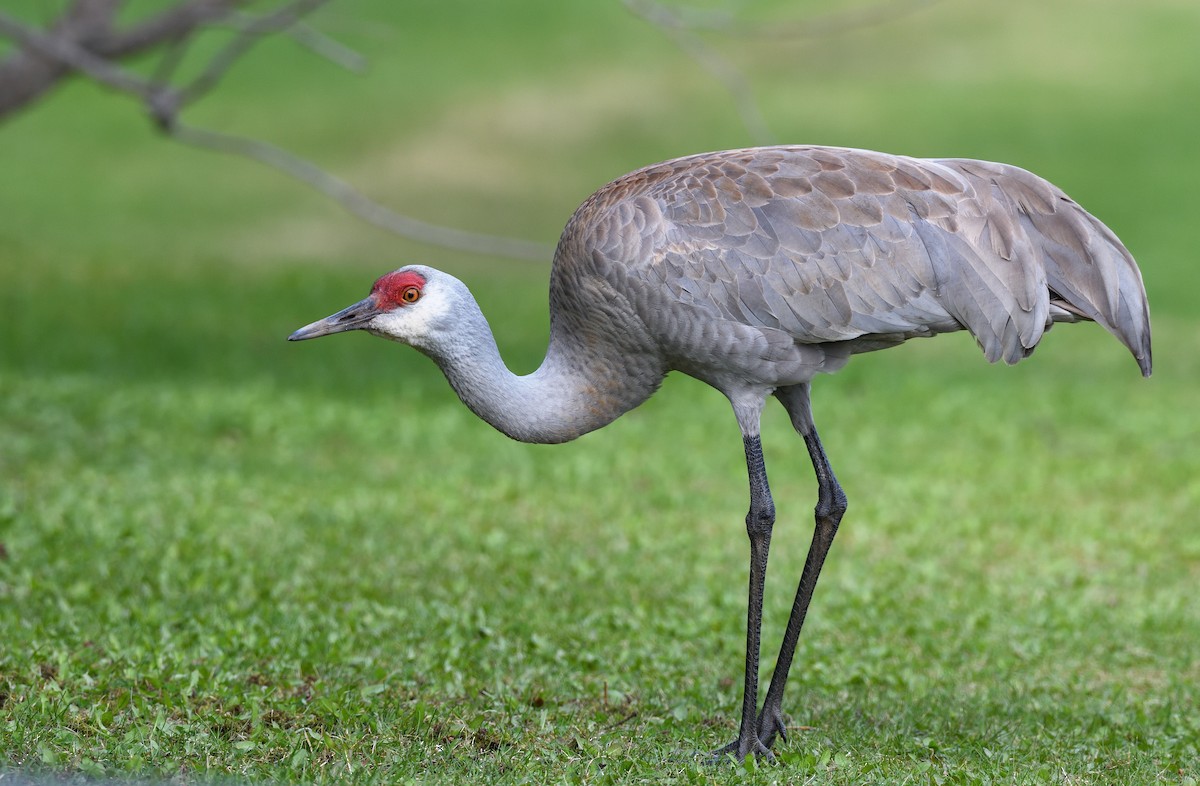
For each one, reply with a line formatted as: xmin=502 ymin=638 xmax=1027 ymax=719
xmin=0 ymin=0 xmax=239 ymax=117
xmin=0 ymin=1 xmax=553 ymax=261
xmin=0 ymin=10 xmax=158 ymax=101
xmin=171 ymin=122 xmax=552 ymax=260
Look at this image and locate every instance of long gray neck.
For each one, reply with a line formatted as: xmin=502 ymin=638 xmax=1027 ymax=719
xmin=420 ymin=297 xmax=662 ymax=445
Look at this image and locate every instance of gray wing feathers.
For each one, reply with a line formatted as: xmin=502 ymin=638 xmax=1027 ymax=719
xmin=940 ymin=158 xmax=1152 ymax=375
xmin=572 ymin=146 xmax=1152 ymax=376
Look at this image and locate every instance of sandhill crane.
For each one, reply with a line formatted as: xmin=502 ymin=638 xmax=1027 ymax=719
xmin=289 ymin=145 xmax=1152 ymax=760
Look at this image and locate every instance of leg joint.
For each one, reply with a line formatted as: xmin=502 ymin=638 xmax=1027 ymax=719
xmin=815 ymin=485 xmax=847 ymax=522
xmin=746 ymin=500 xmax=776 ymax=538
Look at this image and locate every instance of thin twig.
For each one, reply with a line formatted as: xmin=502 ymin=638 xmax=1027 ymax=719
xmin=174 ymin=0 xmax=328 ymax=107
xmin=288 ymin=21 xmax=367 ymax=72
xmin=667 ymin=25 xmax=773 ymax=145
xmin=171 ymin=121 xmax=553 ymax=261
xmin=638 ymin=0 xmax=940 ymax=39
xmin=175 ymin=0 xmax=331 ymax=107
xmin=151 ymin=30 xmax=194 ymax=87
xmin=751 ymin=0 xmax=940 ymax=40
xmin=95 ymin=0 xmax=238 ymax=58
xmin=220 ymin=12 xmax=368 ymax=72
xmin=623 ymin=0 xmax=773 ymax=145
xmin=624 ymin=0 xmax=942 ymax=144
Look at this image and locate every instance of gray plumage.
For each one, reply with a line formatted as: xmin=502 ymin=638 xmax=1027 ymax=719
xmin=551 ymin=146 xmax=1150 ymax=397
xmin=290 ymin=145 xmax=1152 ymax=760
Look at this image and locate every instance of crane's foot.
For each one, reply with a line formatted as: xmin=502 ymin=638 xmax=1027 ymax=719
xmin=709 ymin=734 xmax=774 ymax=764
xmin=756 ymin=704 xmax=789 ymax=750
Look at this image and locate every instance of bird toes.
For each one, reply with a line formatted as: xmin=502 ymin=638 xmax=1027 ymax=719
xmin=709 ymin=735 xmax=775 ymax=764
xmin=756 ymin=705 xmax=789 ymax=748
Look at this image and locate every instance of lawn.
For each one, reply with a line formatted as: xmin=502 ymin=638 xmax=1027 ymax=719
xmin=1 ymin=0 xmax=1199 ymax=784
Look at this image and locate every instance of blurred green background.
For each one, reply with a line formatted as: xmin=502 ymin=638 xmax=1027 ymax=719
xmin=1 ymin=0 xmax=1198 ymax=783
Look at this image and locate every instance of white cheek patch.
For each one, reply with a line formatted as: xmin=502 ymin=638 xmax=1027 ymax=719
xmin=370 ymin=285 xmax=451 ymax=345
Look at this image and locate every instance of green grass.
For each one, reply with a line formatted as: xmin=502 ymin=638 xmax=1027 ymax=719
xmin=2 ymin=0 xmax=1200 ymax=783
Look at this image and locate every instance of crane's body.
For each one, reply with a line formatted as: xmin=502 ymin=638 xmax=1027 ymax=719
xmin=290 ymin=146 xmax=1152 ymax=760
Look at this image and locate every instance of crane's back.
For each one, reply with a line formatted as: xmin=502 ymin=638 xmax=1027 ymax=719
xmin=548 ymin=146 xmax=1151 ymax=388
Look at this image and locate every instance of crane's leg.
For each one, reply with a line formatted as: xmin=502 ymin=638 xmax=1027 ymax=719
xmin=755 ymin=383 xmax=847 ymax=750
xmin=712 ymin=429 xmax=777 ymax=761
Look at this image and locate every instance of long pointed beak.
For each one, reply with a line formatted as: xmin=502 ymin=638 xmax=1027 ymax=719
xmin=288 ymin=297 xmax=381 ymax=341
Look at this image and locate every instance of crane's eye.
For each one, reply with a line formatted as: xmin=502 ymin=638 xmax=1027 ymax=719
xmin=401 ymin=286 xmax=421 ymax=304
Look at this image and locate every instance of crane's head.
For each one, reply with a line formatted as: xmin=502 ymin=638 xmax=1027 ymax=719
xmin=287 ymin=265 xmax=465 ymax=351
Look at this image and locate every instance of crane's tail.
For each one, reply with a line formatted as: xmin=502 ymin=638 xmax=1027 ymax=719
xmin=1022 ymin=195 xmax=1152 ymax=377
xmin=949 ymin=159 xmax=1154 ymax=378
